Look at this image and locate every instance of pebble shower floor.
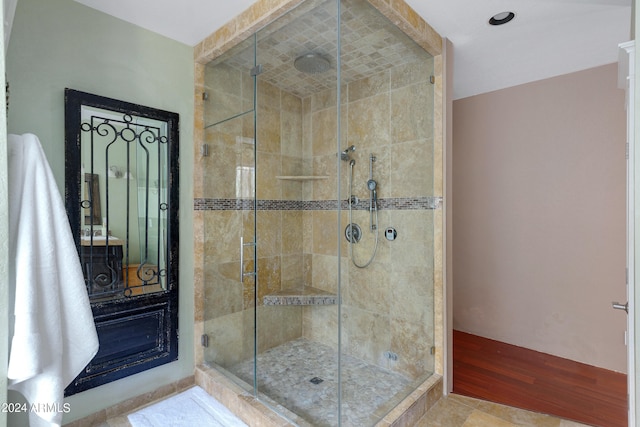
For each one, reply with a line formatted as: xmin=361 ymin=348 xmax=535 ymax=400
xmin=228 ymin=338 xmax=420 ymax=426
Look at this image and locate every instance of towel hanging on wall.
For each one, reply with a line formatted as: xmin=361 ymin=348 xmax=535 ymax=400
xmin=7 ymin=133 xmax=99 ymax=427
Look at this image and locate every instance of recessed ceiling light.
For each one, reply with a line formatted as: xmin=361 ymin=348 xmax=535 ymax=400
xmin=489 ymin=11 xmax=515 ymax=26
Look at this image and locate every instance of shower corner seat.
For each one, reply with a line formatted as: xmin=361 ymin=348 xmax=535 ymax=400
xmin=263 ymin=285 xmax=338 ymax=306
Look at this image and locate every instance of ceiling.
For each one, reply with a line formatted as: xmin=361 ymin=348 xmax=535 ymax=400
xmin=73 ymin=0 xmax=632 ymax=100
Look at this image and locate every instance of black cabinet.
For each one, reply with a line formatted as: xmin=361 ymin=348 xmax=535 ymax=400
xmin=80 ymin=240 xmax=125 ymax=298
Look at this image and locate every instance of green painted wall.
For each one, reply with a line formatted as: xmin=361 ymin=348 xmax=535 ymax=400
xmin=0 ymin=3 xmax=8 ymax=425
xmin=5 ymin=0 xmax=195 ymax=423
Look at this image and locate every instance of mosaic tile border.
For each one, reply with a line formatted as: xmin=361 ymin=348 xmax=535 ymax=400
xmin=194 ymin=196 xmax=443 ymax=211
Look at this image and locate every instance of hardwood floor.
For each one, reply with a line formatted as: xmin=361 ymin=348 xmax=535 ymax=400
xmin=453 ymin=330 xmax=628 ymax=427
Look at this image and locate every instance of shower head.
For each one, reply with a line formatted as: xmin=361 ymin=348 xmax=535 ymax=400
xmin=341 ymin=145 xmax=356 ymax=161
xmin=368 ymin=179 xmax=378 ymax=203
xmin=294 ymin=53 xmax=331 ymax=74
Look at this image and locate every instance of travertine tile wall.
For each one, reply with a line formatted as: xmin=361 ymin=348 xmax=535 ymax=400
xmin=301 ymin=58 xmax=435 ymax=379
xmin=198 ymin=54 xmax=434 ymax=382
xmin=193 ymin=0 xmax=444 ymax=386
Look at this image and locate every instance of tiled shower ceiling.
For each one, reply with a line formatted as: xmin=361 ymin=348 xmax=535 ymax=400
xmin=216 ymin=0 xmax=430 ymax=98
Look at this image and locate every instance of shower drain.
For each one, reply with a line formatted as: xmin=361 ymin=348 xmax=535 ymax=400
xmin=310 ymin=377 xmax=324 ymax=385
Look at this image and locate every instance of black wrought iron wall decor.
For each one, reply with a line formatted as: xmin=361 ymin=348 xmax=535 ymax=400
xmin=64 ymin=88 xmax=179 ymax=395
xmin=74 ymin=103 xmax=171 ymax=299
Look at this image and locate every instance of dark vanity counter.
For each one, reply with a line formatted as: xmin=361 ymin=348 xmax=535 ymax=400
xmin=80 ymin=237 xmax=125 ymax=246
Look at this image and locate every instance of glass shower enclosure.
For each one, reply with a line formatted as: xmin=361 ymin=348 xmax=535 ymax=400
xmin=199 ymin=0 xmax=436 ymax=424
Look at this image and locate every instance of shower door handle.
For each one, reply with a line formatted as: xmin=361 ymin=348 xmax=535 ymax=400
xmin=612 ymin=301 xmax=628 ymax=314
xmin=240 ymin=237 xmax=256 ymax=283
xmin=240 ymin=236 xmax=244 ymax=282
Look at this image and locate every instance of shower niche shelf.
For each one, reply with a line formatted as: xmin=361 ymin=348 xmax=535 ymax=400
xmin=276 ymin=175 xmax=329 ymax=181
xmin=263 ymin=285 xmax=337 ymax=306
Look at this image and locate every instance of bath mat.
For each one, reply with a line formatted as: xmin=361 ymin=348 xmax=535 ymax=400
xmin=127 ymin=386 xmax=248 ymax=427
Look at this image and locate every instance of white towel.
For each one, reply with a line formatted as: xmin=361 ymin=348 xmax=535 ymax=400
xmin=7 ymin=133 xmax=99 ymax=427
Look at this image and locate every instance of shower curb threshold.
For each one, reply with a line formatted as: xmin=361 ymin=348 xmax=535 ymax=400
xmin=195 ymin=364 xmax=443 ymax=427
xmin=263 ymin=285 xmax=338 ymax=305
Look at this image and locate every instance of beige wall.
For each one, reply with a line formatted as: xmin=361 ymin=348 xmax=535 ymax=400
xmin=452 ymin=63 xmax=627 ymax=372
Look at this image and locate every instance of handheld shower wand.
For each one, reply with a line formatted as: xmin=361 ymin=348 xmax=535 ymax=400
xmin=367 ymin=155 xmax=377 ymax=231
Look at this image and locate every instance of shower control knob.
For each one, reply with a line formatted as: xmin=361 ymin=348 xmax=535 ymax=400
xmin=385 ymin=227 xmax=397 ymax=241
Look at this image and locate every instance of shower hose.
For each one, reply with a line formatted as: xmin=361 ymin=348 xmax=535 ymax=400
xmin=348 ymin=159 xmax=378 ymax=268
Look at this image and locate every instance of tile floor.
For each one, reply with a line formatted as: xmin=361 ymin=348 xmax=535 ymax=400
xmin=96 ymin=337 xmax=594 ymax=427
xmin=101 ymin=392 xmax=592 ymax=426
xmin=416 ymin=393 xmax=591 ymax=427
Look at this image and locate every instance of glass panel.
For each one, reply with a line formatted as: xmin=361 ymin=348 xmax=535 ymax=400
xmin=251 ymin=0 xmax=341 ymax=425
xmin=339 ymin=0 xmax=435 ymax=424
xmin=79 ymin=105 xmax=170 ymax=300
xmin=201 ymin=40 xmax=257 ymax=393
xmin=204 ymin=36 xmax=256 ymax=129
